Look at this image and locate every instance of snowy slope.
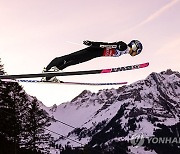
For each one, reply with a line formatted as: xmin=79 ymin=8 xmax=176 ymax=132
xmin=44 ymin=90 xmax=107 ymax=137
xmin=43 ymin=69 xmax=180 ymax=153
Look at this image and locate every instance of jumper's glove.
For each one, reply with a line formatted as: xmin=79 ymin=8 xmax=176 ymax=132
xmin=83 ymin=40 xmax=92 ymax=46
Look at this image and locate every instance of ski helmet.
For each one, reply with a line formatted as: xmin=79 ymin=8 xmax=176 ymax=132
xmin=128 ymin=40 xmax=143 ymax=55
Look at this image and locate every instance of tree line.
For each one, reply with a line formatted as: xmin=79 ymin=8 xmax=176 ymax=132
xmin=0 ymin=58 xmax=52 ymax=154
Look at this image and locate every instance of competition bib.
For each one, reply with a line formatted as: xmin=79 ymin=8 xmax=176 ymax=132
xmin=103 ymin=48 xmax=116 ymax=56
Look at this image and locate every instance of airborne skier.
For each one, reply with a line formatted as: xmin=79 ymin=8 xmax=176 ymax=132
xmin=43 ymin=40 xmax=143 ymax=81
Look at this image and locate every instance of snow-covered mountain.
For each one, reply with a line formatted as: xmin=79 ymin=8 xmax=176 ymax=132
xmin=44 ymin=69 xmax=180 ymax=153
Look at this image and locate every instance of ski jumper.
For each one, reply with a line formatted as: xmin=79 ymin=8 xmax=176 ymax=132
xmin=46 ymin=41 xmax=130 ymax=71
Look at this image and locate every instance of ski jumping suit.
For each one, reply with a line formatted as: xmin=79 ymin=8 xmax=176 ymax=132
xmin=46 ymin=41 xmax=130 ymax=71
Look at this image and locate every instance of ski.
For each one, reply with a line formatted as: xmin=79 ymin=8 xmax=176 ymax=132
xmin=0 ymin=62 xmax=149 ymax=80
xmin=1 ymin=79 xmax=128 ymax=86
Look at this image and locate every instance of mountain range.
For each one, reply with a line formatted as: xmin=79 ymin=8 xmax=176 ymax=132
xmin=42 ymin=69 xmax=180 ymax=154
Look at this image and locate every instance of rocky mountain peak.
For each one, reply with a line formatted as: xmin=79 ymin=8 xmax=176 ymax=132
xmin=45 ymin=70 xmax=180 ymax=153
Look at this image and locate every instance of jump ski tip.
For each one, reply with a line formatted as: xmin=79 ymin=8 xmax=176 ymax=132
xmin=140 ymin=62 xmax=149 ymax=68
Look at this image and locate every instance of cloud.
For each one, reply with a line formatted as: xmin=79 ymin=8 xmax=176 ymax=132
xmin=109 ymin=0 xmax=180 ymax=40
xmin=137 ymin=0 xmax=179 ymax=28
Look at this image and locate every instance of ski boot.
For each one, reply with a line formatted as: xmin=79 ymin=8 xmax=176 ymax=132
xmin=41 ymin=67 xmax=61 ymax=83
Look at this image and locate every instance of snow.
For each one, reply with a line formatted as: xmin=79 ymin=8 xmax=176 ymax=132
xmin=45 ymin=98 xmax=105 ymax=139
xmin=39 ymin=70 xmax=180 ymax=152
xmin=129 ymin=146 xmax=157 ymax=154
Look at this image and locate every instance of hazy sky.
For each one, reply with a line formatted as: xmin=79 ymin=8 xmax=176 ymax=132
xmin=0 ymin=0 xmax=180 ymax=106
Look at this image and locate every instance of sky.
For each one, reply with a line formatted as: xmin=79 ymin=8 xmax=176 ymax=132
xmin=0 ymin=0 xmax=180 ymax=106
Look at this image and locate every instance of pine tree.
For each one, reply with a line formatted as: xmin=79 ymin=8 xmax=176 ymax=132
xmin=0 ymin=58 xmax=5 ymax=75
xmin=0 ymin=58 xmax=53 ymax=153
xmin=0 ymin=82 xmax=53 ymax=153
xmin=0 ymin=81 xmax=30 ymax=151
xmin=25 ymin=97 xmax=51 ymax=153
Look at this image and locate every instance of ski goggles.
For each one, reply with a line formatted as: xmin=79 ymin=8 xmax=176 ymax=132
xmin=131 ymin=43 xmax=141 ymax=55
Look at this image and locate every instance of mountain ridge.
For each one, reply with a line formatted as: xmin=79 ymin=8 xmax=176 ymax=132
xmin=44 ymin=69 xmax=180 ymax=153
